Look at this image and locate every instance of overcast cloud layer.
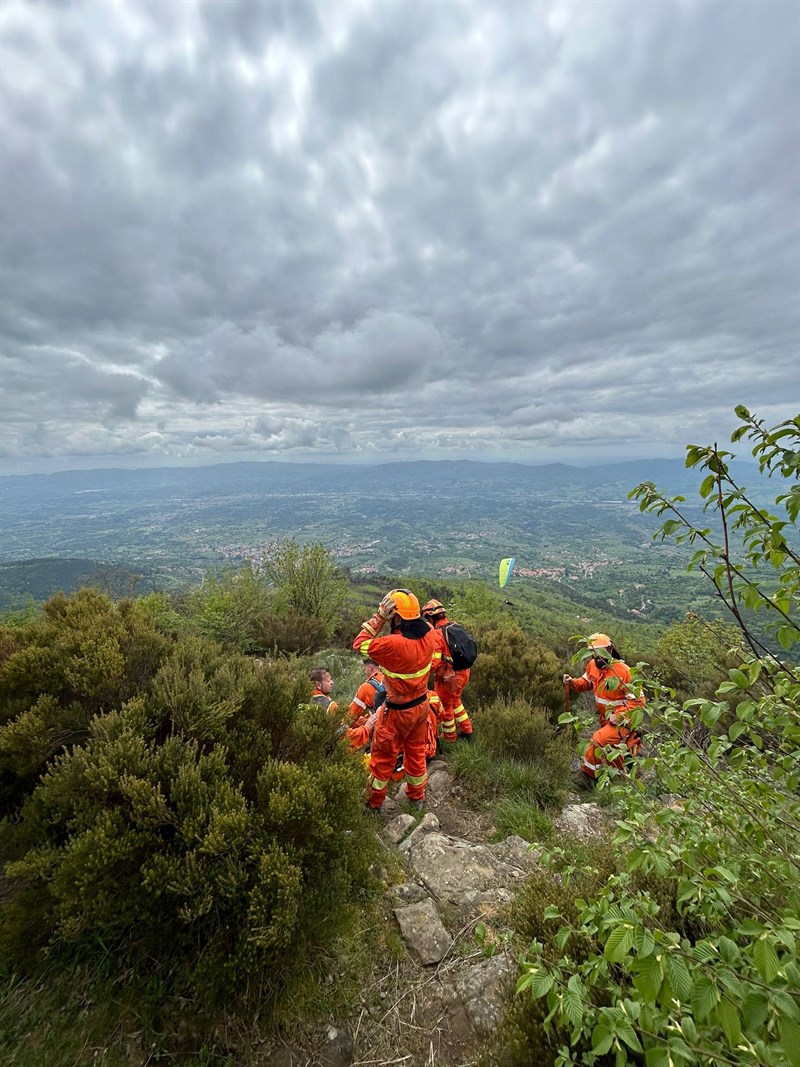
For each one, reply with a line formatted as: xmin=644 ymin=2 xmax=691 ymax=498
xmin=1 ymin=0 xmax=798 ymax=473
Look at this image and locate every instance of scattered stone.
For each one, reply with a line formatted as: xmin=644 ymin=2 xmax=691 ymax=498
xmin=320 ymin=1025 xmax=353 ymax=1067
xmin=488 ymin=834 xmax=541 ymax=868
xmin=393 ymin=897 xmax=452 ymax=964
xmin=388 ymin=881 xmax=429 ymax=905
xmin=426 ymin=769 xmax=452 ymax=798
xmin=398 ymin=812 xmax=440 ymax=854
xmin=383 ymin=813 xmax=417 ymax=843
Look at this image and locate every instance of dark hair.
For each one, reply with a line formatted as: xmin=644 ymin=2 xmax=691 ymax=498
xmin=309 ymin=666 xmax=330 ymax=684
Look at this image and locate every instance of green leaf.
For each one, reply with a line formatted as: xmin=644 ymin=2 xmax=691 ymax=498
xmin=543 ymin=905 xmax=562 ymax=920
xmin=741 ymin=991 xmax=769 ymax=1032
xmin=529 ymin=970 xmax=555 ymax=999
xmin=779 ymin=1016 xmax=800 ymax=1067
xmin=715 ymin=998 xmax=742 ymax=1048
xmin=753 ymin=937 xmax=780 ymax=982
xmin=632 ymin=953 xmax=664 ymax=1002
xmin=691 ymin=975 xmax=719 ymax=1022
xmin=605 ymin=924 xmax=635 ymax=962
xmin=645 ymin=1047 xmax=669 ymax=1067
xmin=665 ymin=954 xmax=692 ymax=1002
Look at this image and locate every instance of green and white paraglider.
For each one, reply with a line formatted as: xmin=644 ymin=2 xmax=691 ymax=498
xmin=498 ymin=557 xmax=515 ymax=588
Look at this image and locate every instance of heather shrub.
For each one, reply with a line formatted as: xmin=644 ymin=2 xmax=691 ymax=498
xmin=468 ymin=627 xmax=564 ymax=716
xmin=0 ymin=589 xmax=170 ymax=809
xmin=253 ymin=610 xmax=329 ymax=654
xmin=0 ymin=625 xmax=381 ymax=1018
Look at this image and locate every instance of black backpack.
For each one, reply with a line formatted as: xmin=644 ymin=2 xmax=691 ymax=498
xmin=443 ymin=622 xmax=478 ymax=670
xmin=367 ymin=676 xmax=387 ymax=709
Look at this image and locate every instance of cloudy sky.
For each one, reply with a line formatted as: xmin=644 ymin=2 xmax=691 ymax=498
xmin=1 ymin=0 xmax=798 ymax=474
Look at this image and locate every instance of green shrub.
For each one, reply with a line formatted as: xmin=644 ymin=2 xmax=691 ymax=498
xmin=0 ymin=590 xmax=171 ymax=810
xmin=468 ymin=627 xmax=564 ymax=715
xmin=0 ymin=633 xmax=382 ymax=1021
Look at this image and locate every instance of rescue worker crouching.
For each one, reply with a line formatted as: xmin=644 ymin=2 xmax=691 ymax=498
xmin=309 ymin=666 xmax=339 ymax=714
xmin=563 ymin=633 xmax=644 ymax=780
xmin=422 ymin=599 xmax=473 ymax=742
xmin=353 ymin=589 xmax=438 ymax=813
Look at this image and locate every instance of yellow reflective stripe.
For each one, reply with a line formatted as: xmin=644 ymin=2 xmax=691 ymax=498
xmin=595 ymin=695 xmax=627 ymax=706
xmin=455 ymin=710 xmax=469 ymax=724
xmin=432 ymin=651 xmax=442 ymax=662
xmin=370 ymin=776 xmax=389 ymax=789
xmin=353 ymin=697 xmax=367 ymax=710
xmin=381 ymin=661 xmax=433 ymax=681
xmin=359 ymin=640 xmax=372 ymax=656
xmin=406 ymin=773 xmax=426 ymax=786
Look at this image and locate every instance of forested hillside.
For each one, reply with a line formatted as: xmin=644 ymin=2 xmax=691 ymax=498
xmin=1 ymin=410 xmax=798 ymax=1067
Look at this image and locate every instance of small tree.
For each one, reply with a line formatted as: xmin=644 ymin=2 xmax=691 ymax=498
xmin=261 ymin=540 xmax=348 ymax=636
xmin=516 ymin=410 xmax=800 ymax=1066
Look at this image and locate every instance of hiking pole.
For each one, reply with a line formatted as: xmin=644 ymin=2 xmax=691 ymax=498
xmin=564 ymin=679 xmax=571 ymax=719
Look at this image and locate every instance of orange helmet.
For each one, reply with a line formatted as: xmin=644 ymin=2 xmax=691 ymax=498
xmin=422 ymin=598 xmax=446 ymax=619
xmin=390 ymin=588 xmax=421 ymax=620
xmin=588 ymin=633 xmax=612 ymax=649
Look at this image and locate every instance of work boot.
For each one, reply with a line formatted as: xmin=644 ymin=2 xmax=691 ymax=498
xmin=363 ymin=803 xmax=382 ymax=817
xmin=457 ymin=731 xmax=474 ymax=743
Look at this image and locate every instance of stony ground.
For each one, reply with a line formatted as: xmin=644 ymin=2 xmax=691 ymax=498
xmin=258 ymin=759 xmax=616 ymax=1067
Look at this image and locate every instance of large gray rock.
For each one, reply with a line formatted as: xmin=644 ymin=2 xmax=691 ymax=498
xmin=455 ymin=952 xmax=516 ymax=1036
xmin=393 ymin=897 xmax=452 ymax=964
xmin=426 ymin=768 xmax=452 ymax=797
xmin=406 ymin=832 xmax=533 ymax=912
xmin=555 ymin=803 xmax=606 ymax=840
xmin=383 ymin=813 xmax=416 ymax=843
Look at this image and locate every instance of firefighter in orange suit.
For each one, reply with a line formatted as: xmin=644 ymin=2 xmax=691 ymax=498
xmin=348 ymin=658 xmax=386 ymax=724
xmin=353 ymin=589 xmax=438 ymax=811
xmin=563 ymin=634 xmax=644 ymax=779
xmin=309 ymin=666 xmax=339 ymax=714
xmin=422 ymin=600 xmax=473 ymax=742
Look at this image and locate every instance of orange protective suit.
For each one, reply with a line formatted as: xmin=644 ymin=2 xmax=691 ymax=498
xmin=348 ymin=671 xmax=386 ymax=723
xmin=569 ymin=660 xmax=644 ymax=778
xmin=311 ymin=688 xmax=339 ymax=715
xmin=353 ymin=613 xmax=438 ymax=809
xmin=430 ymin=617 xmax=473 ymax=740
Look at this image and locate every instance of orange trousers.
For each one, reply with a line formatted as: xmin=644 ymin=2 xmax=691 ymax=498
xmin=366 ymin=702 xmax=429 ymax=808
xmin=435 ymin=668 xmax=472 ymax=741
xmin=582 ymin=722 xmax=641 ymax=778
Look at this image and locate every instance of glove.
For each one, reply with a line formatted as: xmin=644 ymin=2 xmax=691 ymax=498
xmin=378 ymin=593 xmax=396 ymax=619
xmin=563 ymin=674 xmax=573 ymax=687
xmin=365 ymin=711 xmax=379 ymax=733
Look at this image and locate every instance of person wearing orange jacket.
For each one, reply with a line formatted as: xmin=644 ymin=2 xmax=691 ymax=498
xmin=563 ymin=633 xmax=645 ymax=779
xmin=309 ymin=666 xmax=339 ymax=714
xmin=422 ymin=600 xmax=473 ymax=742
xmin=353 ymin=589 xmax=439 ymax=812
xmin=348 ymin=658 xmax=386 ymax=725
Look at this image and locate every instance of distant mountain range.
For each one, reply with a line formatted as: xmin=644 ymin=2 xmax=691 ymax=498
xmin=0 ymin=455 xmax=760 ymax=503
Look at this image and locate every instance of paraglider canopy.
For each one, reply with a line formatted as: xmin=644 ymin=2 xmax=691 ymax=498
xmin=498 ymin=557 xmax=515 ymax=588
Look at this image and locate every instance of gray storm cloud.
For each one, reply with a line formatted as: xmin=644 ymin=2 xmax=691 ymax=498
xmin=0 ymin=0 xmax=797 ymax=471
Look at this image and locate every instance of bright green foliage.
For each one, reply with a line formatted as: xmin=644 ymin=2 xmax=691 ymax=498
xmin=651 ymin=613 xmax=744 ymax=702
xmin=0 ymin=603 xmax=381 ymax=1017
xmin=469 ymin=625 xmax=565 ymax=715
xmin=0 ymin=590 xmax=170 ymax=808
xmin=517 ymin=411 xmax=800 ymax=1066
xmin=261 ymin=539 xmax=349 ymax=636
xmin=179 ymin=564 xmax=272 ymax=653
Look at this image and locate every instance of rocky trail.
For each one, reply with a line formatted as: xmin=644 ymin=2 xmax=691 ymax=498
xmin=261 ymin=759 xmax=614 ymax=1067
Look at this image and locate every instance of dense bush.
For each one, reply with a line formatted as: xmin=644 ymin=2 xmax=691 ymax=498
xmin=0 ymin=589 xmax=171 ymax=809
xmin=468 ymin=626 xmax=564 ymax=715
xmin=0 ymin=606 xmax=382 ymax=1020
